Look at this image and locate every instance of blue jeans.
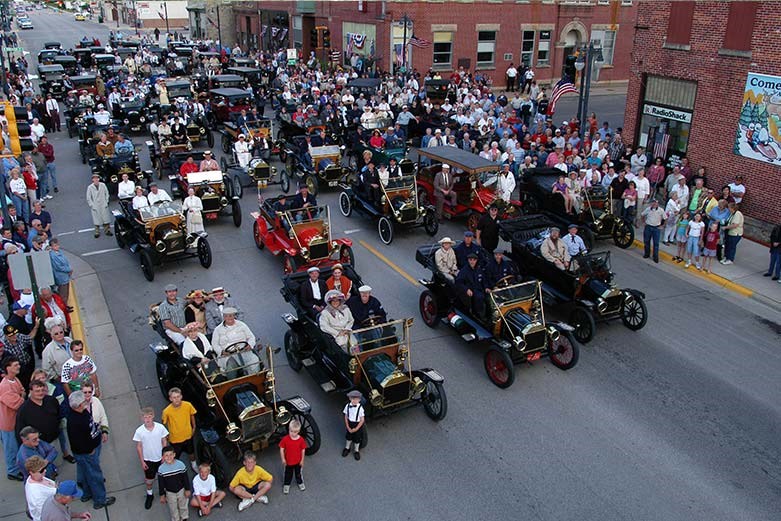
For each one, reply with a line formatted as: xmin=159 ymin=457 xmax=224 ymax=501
xmin=643 ymin=225 xmax=660 ymax=260
xmin=724 ymin=235 xmax=741 ymax=261
xmin=46 ymin=162 xmax=57 ymax=190
xmin=74 ymin=450 xmax=106 ymax=504
xmin=38 ymin=167 xmax=50 ymax=197
xmin=769 ymin=250 xmax=781 ymax=277
xmin=11 ymin=194 xmax=28 ymax=222
xmin=0 ymin=430 xmax=20 ymax=476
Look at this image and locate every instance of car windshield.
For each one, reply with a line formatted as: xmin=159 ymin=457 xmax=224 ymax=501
xmin=139 ymin=200 xmax=182 ymax=221
xmin=283 ymin=204 xmax=329 ymax=229
xmin=572 ymin=251 xmax=611 ymax=275
xmin=202 ymin=342 xmax=263 ymax=385
xmin=490 ymin=280 xmax=539 ymax=308
xmin=168 ymin=86 xmax=191 ymax=98
xmin=351 ymin=318 xmax=410 ymax=354
xmin=384 ymin=174 xmax=416 ymax=192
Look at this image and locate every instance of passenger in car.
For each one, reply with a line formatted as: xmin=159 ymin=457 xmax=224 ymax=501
xmin=319 ymin=290 xmax=358 ymax=353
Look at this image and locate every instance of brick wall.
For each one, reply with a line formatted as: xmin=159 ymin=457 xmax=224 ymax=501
xmin=624 ymin=1 xmax=781 ymax=224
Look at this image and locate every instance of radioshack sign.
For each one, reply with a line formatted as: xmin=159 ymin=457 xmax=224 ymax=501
xmin=643 ymin=104 xmax=692 ymax=124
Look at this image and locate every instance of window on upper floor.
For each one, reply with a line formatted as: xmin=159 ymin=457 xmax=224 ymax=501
xmin=432 ymin=32 xmax=453 ymax=70
xmin=537 ymin=30 xmax=552 ymax=65
xmin=666 ymin=1 xmax=695 ymax=46
xmin=591 ymin=29 xmax=616 ymax=66
xmin=722 ymin=2 xmax=756 ymax=52
xmin=477 ymin=31 xmax=496 ymax=68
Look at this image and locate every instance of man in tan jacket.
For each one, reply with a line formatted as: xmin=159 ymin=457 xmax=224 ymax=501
xmin=541 ymin=227 xmax=570 ymax=270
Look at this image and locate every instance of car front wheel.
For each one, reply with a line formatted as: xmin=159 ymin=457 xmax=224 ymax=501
xmin=422 ymin=380 xmax=447 ymax=421
xmin=484 ymin=348 xmax=515 ymax=388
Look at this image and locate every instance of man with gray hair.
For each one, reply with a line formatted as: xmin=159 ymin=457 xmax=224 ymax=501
xmin=67 ymin=391 xmax=115 ymax=509
xmin=39 ymin=480 xmax=92 ymax=521
xmin=541 ymin=227 xmax=570 ymax=270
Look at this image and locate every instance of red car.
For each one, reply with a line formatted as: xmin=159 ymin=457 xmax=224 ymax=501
xmin=206 ymin=88 xmax=252 ymax=128
xmin=416 ymin=146 xmax=523 ymax=231
xmin=251 ymin=200 xmax=354 ymax=274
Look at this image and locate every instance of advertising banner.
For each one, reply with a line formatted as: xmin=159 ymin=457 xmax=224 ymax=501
xmin=734 ymin=72 xmax=781 ymax=163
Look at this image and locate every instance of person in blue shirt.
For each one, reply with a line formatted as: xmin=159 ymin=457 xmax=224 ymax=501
xmin=16 ymin=426 xmax=59 ymax=480
xmin=597 ymin=121 xmax=613 ymax=141
xmin=455 ymin=253 xmax=487 ymax=318
xmin=454 ymin=231 xmax=486 ymax=269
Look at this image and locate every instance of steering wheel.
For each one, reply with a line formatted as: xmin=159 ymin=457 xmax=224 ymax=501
xmin=223 ymin=341 xmax=250 ymax=355
xmin=361 ymin=316 xmax=381 ymax=328
xmin=494 ymin=275 xmax=516 ymax=289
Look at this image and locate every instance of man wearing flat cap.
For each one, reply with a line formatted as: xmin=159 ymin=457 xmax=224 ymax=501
xmin=204 ymin=287 xmax=243 ymax=336
xmin=211 ymin=307 xmax=260 ymax=377
xmin=455 ymin=252 xmax=487 ymax=317
xmin=455 ymin=230 xmax=486 ymax=269
xmin=347 ymin=285 xmax=387 ymax=340
xmin=299 ymin=266 xmax=328 ymax=318
xmin=158 ymin=284 xmax=187 ymax=345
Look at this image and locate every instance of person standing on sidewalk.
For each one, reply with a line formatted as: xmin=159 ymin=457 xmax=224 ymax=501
xmin=133 ymin=407 xmax=169 ymax=510
xmin=30 ymin=146 xmax=49 ymax=201
xmin=158 ymin=446 xmax=191 ymax=521
xmin=505 ymin=64 xmax=517 ymax=92
xmin=36 ymin=137 xmax=57 ymax=198
xmin=66 ymin=390 xmax=115 ymax=509
xmin=765 ymin=221 xmax=781 ymax=281
xmin=49 ymin=239 xmax=73 ymax=305
xmin=0 ymin=357 xmax=25 ymax=481
xmin=161 ymin=388 xmax=197 ymax=472
xmin=44 ymin=95 xmax=60 ymax=133
xmin=721 ymin=202 xmax=744 ymax=265
xmin=641 ymin=199 xmax=665 ymax=263
xmin=24 ymin=456 xmax=57 ymax=521
xmin=39 ymin=480 xmax=91 ymax=521
xmin=86 ymin=174 xmax=112 ymax=239
xmin=279 ymin=419 xmax=307 ymax=495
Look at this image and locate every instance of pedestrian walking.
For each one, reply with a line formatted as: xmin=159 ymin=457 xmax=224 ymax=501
xmin=66 ymin=390 xmax=115 ymax=509
xmin=133 ymin=407 xmax=169 ymax=510
xmin=0 ymin=357 xmax=25 ymax=481
xmin=161 ymin=387 xmax=197 ymax=471
xmin=39 ymin=480 xmax=91 ymax=521
xmin=279 ymin=419 xmax=307 ymax=494
xmin=764 ymin=221 xmax=781 ymax=281
xmin=86 ymin=174 xmax=112 ymax=238
xmin=158 ymin=446 xmax=191 ymax=521
xmin=641 ymin=199 xmax=665 ymax=263
xmin=48 ymin=239 xmax=73 ymax=304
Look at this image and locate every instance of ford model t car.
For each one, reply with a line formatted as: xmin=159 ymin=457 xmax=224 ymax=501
xmin=281 ymin=265 xmax=447 ymax=421
xmin=170 ymin=169 xmax=243 ymax=228
xmin=283 ymin=139 xmax=349 ymax=195
xmin=518 ymin=167 xmax=634 ymax=249
xmin=416 ymin=243 xmax=580 ymax=388
xmin=251 ymin=201 xmax=353 ymax=274
xmin=38 ymin=65 xmax=67 ymax=99
xmin=416 ymin=146 xmax=524 ymax=231
xmin=498 ymin=215 xmax=648 ymax=344
xmin=113 ymin=200 xmax=212 ymax=281
xmin=338 ymin=173 xmax=438 ymax=245
xmin=149 ymin=316 xmax=320 ymax=486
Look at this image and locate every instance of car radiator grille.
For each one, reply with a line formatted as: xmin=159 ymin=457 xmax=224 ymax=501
xmin=201 ymin=194 xmax=221 ymax=213
xmin=166 ymin=234 xmax=186 ymax=254
xmin=523 ymin=327 xmax=548 ymax=351
xmin=399 ymin=207 xmax=418 ymax=223
xmin=242 ymin=410 xmax=274 ymax=441
xmin=604 ymin=295 xmax=623 ymax=314
xmin=308 ymin=240 xmax=329 ymax=260
xmin=252 ymin=164 xmax=271 ymax=180
xmin=383 ymin=381 xmax=411 ymax=405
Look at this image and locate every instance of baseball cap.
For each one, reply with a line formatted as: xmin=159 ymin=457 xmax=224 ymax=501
xmin=56 ymin=481 xmax=83 ymax=498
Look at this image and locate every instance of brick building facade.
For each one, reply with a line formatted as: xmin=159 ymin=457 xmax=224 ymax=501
xmin=624 ymin=1 xmax=780 ymax=225
xmin=229 ymin=0 xmax=637 ymax=86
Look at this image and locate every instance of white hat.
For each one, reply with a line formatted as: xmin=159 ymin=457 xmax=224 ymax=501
xmin=238 ymin=134 xmax=246 ymax=139
xmin=325 ymin=290 xmax=344 ymax=302
xmin=307 ymin=266 xmax=320 ymax=273
xmin=221 ymin=307 xmax=238 ymax=315
xmin=441 ymin=163 xmax=450 ymax=169
xmin=358 ymin=285 xmax=372 ymax=293
xmin=434 ymin=128 xmax=442 ymax=134
xmin=438 ymin=237 xmax=454 ymax=244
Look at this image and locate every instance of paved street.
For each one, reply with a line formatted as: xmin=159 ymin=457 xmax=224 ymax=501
xmin=5 ymin=10 xmax=779 ymax=521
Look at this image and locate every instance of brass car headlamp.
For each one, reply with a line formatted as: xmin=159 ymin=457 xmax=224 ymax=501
xmin=370 ymin=389 xmax=383 ymax=407
xmin=623 ymin=291 xmax=635 ymax=305
xmin=597 ymin=298 xmax=608 ymax=314
xmin=513 ymin=335 xmax=525 ymax=349
xmin=547 ymin=327 xmax=561 ymax=342
xmin=300 ymin=247 xmax=309 ymax=259
xmin=206 ymin=389 xmax=217 ymax=408
xmin=155 ymin=240 xmax=167 ymax=253
xmin=225 ymin=422 xmax=242 ymax=443
xmin=412 ymin=377 xmax=426 ymax=395
xmin=276 ymin=405 xmax=292 ymax=425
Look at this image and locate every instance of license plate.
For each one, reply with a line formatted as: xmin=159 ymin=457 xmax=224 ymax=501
xmin=328 ymin=181 xmax=338 ymax=187
xmin=527 ymin=352 xmax=541 ymax=362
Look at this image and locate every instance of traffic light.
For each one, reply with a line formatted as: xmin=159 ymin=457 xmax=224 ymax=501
xmin=0 ymin=102 xmax=33 ymax=155
xmin=322 ymin=29 xmax=331 ymax=48
xmin=310 ymin=28 xmax=319 ymax=49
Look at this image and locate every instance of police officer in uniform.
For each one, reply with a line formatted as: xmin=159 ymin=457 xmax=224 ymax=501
xmin=485 ymin=250 xmax=518 ymax=288
xmin=455 ymin=253 xmax=487 ymax=317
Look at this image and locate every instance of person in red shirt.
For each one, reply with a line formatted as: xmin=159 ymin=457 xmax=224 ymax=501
xmin=701 ymin=221 xmax=720 ymax=274
xmin=179 ymin=156 xmax=199 ymax=178
xmin=278 ymin=420 xmax=307 ymax=494
xmin=39 ymin=287 xmax=71 ymax=330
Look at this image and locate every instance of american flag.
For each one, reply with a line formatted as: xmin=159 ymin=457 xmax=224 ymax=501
xmin=654 ymin=133 xmax=670 ymax=160
xmin=547 ymin=77 xmax=578 ymax=115
xmin=408 ymin=35 xmax=432 ymax=48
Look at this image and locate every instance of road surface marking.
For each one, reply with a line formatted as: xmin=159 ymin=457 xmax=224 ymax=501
xmin=77 ymin=228 xmax=95 ymax=233
xmin=344 ymin=228 xmax=362 ymax=234
xmin=57 ymin=231 xmax=75 ymax=236
xmin=359 ymin=240 xmax=419 ymax=287
xmin=81 ymin=248 xmax=120 ymax=257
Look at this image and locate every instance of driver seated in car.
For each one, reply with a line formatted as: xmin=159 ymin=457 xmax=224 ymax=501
xmin=485 ymin=250 xmax=517 ymax=289
xmin=347 ymin=285 xmax=387 ymax=343
xmin=562 ymin=224 xmax=588 ymax=258
xmin=309 ymin=129 xmax=332 ymax=148
xmin=113 ymin=133 xmax=134 ymax=158
xmin=171 ymin=117 xmax=188 ymax=144
xmin=199 ymin=150 xmax=219 ymax=171
xmin=157 ymin=119 xmax=173 ymax=141
xmin=319 ymin=290 xmax=359 ymax=354
xmin=455 ymin=253 xmax=488 ymax=318
xmin=377 ymin=163 xmax=390 ymax=187
xmin=234 ymin=134 xmax=252 ymax=169
xmin=211 ymin=307 xmax=261 ymax=378
xmin=147 ymin=182 xmax=173 ymax=205
xmin=541 ymin=227 xmax=570 ymax=270
xmin=78 ymin=90 xmax=94 ymax=107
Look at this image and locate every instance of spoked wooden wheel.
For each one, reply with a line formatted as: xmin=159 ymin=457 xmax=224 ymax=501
xmin=484 ymin=348 xmax=515 ymax=388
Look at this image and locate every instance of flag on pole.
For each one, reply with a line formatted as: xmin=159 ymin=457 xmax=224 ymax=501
xmin=653 ymin=132 xmax=670 ymax=160
xmin=408 ymin=35 xmax=431 ymax=48
xmin=393 ymin=43 xmax=403 ymax=65
xmin=547 ymin=77 xmax=578 ymax=115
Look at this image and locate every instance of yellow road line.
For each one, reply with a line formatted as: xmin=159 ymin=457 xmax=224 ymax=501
xmin=67 ymin=280 xmax=90 ymax=353
xmin=631 ymin=239 xmax=754 ymax=298
xmin=359 ymin=240 xmax=420 ymax=287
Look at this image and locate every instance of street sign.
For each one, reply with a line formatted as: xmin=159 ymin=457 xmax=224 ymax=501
xmin=3 ymin=47 xmax=24 ymax=52
xmin=8 ymin=250 xmax=55 ymax=289
xmin=287 ymin=48 xmax=297 ymax=65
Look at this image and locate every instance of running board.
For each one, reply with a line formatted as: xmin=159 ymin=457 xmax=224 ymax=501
xmin=320 ymin=381 xmax=336 ymax=392
xmin=302 ymin=357 xmax=316 ymax=367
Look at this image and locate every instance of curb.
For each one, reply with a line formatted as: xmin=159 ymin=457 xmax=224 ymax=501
xmin=630 ymin=239 xmax=755 ymax=298
xmin=67 ymin=280 xmax=89 ymax=352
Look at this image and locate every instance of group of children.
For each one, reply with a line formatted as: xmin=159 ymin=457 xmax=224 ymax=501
xmin=669 ymin=211 xmax=721 ymax=272
xmin=135 ymin=387 xmax=368 ymax=517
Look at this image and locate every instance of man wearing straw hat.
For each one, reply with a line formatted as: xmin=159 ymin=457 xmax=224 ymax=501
xmin=434 ymin=237 xmax=458 ymax=283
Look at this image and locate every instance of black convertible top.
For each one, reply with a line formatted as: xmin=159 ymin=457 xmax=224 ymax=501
xmin=209 ymin=88 xmax=250 ymax=98
xmin=416 ymin=146 xmax=498 ymax=173
xmin=347 ymin=78 xmax=382 ymax=89
xmin=497 ymin=215 xmax=559 ymax=243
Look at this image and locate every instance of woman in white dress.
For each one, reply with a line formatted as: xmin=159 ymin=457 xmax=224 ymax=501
xmin=182 ymin=187 xmax=205 ymax=234
xmin=319 ymin=290 xmax=358 ymax=353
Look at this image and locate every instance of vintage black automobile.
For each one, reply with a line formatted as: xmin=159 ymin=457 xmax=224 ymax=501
xmin=90 ymin=150 xmax=151 ymax=194
xmin=518 ymin=167 xmax=635 ymax=249
xmin=53 ymin=55 xmax=79 ymax=76
xmin=424 ymin=79 xmax=456 ymax=105
xmin=65 ymin=104 xmax=94 ymax=139
xmin=224 ymin=67 xmax=264 ymax=90
xmin=281 ymin=264 xmax=447 ymax=421
xmin=37 ymin=48 xmax=63 ymax=67
xmin=113 ymin=199 xmax=212 ymax=281
xmin=170 ymin=168 xmax=243 ymax=228
xmin=498 ymin=214 xmax=648 ymax=344
xmin=112 ymin=97 xmax=150 ymax=133
xmin=282 ymin=137 xmax=349 ymax=195
xmin=416 ymin=243 xmax=580 ymax=388
xmin=206 ymin=88 xmax=252 ymax=128
xmin=149 ymin=321 xmax=319 ymax=486
xmin=38 ymin=64 xmax=67 ymax=99
xmin=339 ymin=173 xmax=438 ymax=245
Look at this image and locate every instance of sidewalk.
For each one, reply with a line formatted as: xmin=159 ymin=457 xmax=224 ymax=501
xmin=631 ymin=225 xmax=781 ymax=311
xmin=0 ymin=251 xmax=145 ymax=521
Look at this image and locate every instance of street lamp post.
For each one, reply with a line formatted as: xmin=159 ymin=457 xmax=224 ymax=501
xmin=399 ymin=13 xmax=411 ymax=73
xmin=574 ymin=43 xmax=604 ymax=140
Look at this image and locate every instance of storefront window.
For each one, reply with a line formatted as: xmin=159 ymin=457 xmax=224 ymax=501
xmin=637 ymin=76 xmax=697 ymax=163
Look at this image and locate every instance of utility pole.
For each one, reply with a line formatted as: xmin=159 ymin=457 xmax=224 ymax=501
xmin=164 ymin=1 xmax=170 ymax=36
xmin=400 ymin=13 xmax=410 ymax=72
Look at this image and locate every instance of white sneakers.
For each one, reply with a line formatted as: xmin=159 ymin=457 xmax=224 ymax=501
xmin=237 ymin=498 xmax=254 ymax=512
xmin=298 ymin=483 xmax=306 ymax=491
xmin=257 ymin=495 xmax=269 ymax=504
xmin=283 ymin=485 xmax=290 ymax=495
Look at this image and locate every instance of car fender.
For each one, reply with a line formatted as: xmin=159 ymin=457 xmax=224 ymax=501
xmin=413 ymin=368 xmax=445 ymax=383
xmin=278 ymin=396 xmax=312 ymax=414
xmin=627 ymin=289 xmax=646 ymax=300
xmin=548 ymin=320 xmax=576 ymax=333
xmin=334 ymin=237 xmax=353 ymax=248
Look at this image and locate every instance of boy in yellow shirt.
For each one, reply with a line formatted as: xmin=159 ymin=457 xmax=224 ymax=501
xmin=161 ymin=387 xmax=198 ymax=472
xmin=229 ymin=451 xmax=273 ymax=511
